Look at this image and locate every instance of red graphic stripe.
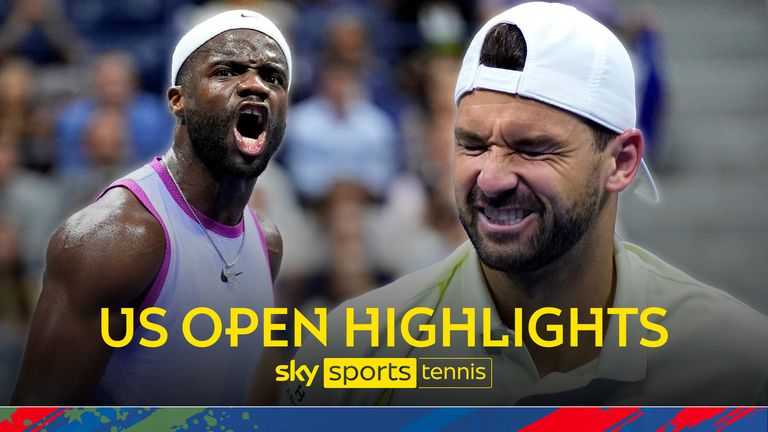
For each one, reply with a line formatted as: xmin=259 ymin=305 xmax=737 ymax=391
xmin=521 ymin=408 xmax=642 ymax=432
xmin=713 ymin=408 xmax=746 ymax=428
xmin=0 ymin=408 xmax=60 ymax=432
xmin=610 ymin=410 xmax=644 ymax=431
xmin=657 ymin=408 xmax=728 ymax=432
xmin=716 ymin=408 xmax=763 ymax=431
xmin=29 ymin=408 xmax=67 ymax=432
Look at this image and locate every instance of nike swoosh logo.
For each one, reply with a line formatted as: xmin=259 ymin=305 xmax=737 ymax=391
xmin=221 ymin=270 xmax=244 ymax=282
xmin=241 ymin=13 xmax=257 ymax=18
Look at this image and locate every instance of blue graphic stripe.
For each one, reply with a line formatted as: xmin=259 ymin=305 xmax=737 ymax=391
xmin=21 ymin=407 xmax=767 ymax=431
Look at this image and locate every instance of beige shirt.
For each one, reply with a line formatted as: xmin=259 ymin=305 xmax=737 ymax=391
xmin=284 ymin=238 xmax=768 ymax=405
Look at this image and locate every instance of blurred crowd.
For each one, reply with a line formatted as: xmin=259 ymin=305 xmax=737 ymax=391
xmin=0 ymin=0 xmax=666 ymax=401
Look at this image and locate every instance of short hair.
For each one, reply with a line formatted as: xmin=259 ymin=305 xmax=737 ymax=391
xmin=479 ymin=23 xmax=617 ymax=151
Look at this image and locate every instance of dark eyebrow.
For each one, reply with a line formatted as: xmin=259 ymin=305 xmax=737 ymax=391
xmin=513 ymin=136 xmax=564 ymax=150
xmin=454 ymin=128 xmax=486 ymax=144
xmin=260 ymin=63 xmax=287 ymax=77
xmin=207 ymin=57 xmax=288 ymax=76
xmin=207 ymin=59 xmax=239 ymax=67
xmin=455 ymin=127 xmax=565 ymax=150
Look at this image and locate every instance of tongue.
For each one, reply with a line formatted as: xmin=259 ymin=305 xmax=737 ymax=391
xmin=236 ymin=130 xmax=267 ymax=157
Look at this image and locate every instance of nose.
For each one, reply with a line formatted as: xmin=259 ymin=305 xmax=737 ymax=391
xmin=476 ymin=147 xmax=519 ymax=198
xmin=236 ymin=70 xmax=270 ymax=100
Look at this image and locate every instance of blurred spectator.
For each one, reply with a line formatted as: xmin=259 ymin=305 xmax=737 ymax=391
xmin=0 ymin=132 xmax=59 ymax=280
xmin=374 ymin=53 xmax=466 ymax=277
xmin=320 ymin=13 xmax=404 ymax=126
xmin=620 ymin=6 xmax=667 ymax=166
xmin=279 ymin=180 xmax=387 ymax=309
xmin=478 ymin=0 xmax=618 ymax=24
xmin=250 ymin=163 xmax=325 ymax=309
xmin=60 ymin=106 xmax=131 ymax=216
xmin=0 ymin=0 xmax=86 ymax=65
xmin=0 ymin=218 xmax=29 ymax=403
xmin=275 ymin=50 xmax=467 ymax=306
xmin=250 ymin=173 xmax=388 ymax=309
xmin=282 ymin=61 xmax=399 ymax=203
xmin=388 ymin=0 xmax=473 ymax=57
xmin=291 ymin=1 xmax=391 ymax=89
xmin=0 ymin=57 xmax=31 ymax=139
xmin=324 ymin=14 xmax=369 ymax=70
xmin=20 ymin=104 xmax=57 ymax=174
xmin=375 ymin=172 xmax=466 ymax=278
xmin=321 ymin=181 xmax=377 ymax=304
xmin=0 ymin=57 xmax=58 ymax=173
xmin=402 ymin=53 xmax=460 ymax=183
xmin=416 ymin=0 xmax=469 ymax=51
xmin=0 ymin=218 xmax=30 ymax=325
xmin=55 ymin=50 xmax=173 ymax=174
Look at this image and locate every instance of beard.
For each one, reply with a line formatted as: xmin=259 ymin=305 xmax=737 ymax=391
xmin=184 ymin=105 xmax=285 ymax=180
xmin=457 ymin=164 xmax=602 ymax=274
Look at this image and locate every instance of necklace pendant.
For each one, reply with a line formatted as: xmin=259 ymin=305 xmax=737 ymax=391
xmin=220 ymin=266 xmax=241 ymax=289
xmin=161 ymin=160 xmax=247 ymax=291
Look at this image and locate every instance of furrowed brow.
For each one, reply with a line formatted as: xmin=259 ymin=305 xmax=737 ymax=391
xmin=454 ymin=128 xmax=486 ymax=144
xmin=513 ymin=136 xmax=563 ymax=149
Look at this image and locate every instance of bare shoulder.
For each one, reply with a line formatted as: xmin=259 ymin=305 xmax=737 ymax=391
xmin=11 ymin=187 xmax=166 ymax=404
xmin=252 ymin=209 xmax=282 ymax=251
xmin=251 ymin=208 xmax=282 ymax=279
xmin=47 ymin=186 xmax=165 ymax=308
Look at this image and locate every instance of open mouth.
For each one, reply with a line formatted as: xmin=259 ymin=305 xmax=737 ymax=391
xmin=480 ymin=207 xmax=533 ymax=225
xmin=234 ymin=105 xmax=267 ymax=156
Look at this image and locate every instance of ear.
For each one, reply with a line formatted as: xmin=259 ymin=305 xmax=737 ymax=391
xmin=168 ymin=86 xmax=185 ymax=123
xmin=603 ymin=128 xmax=644 ymax=193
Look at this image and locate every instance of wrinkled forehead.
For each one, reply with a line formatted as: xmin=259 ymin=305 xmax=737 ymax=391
xmin=455 ymin=92 xmax=589 ymax=141
xmin=195 ymin=29 xmax=287 ymax=66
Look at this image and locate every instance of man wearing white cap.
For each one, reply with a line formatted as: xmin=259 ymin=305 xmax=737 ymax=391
xmin=285 ymin=2 xmax=768 ymax=405
xmin=13 ymin=10 xmax=292 ymax=404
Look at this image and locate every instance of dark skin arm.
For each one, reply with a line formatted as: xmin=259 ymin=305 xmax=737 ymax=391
xmin=255 ymin=210 xmax=283 ymax=289
xmin=11 ymin=188 xmax=164 ymax=404
xmin=249 ymin=210 xmax=287 ymax=405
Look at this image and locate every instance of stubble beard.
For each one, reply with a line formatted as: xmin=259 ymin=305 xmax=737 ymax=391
xmin=457 ymin=165 xmax=602 ymax=274
xmin=184 ymin=105 xmax=285 ymax=180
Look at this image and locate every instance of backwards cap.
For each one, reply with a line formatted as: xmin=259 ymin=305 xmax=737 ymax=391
xmin=171 ymin=10 xmax=292 ymax=90
xmin=455 ymin=2 xmax=658 ymax=202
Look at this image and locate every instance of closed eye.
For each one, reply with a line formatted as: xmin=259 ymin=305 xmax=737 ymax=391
xmin=519 ymin=150 xmax=549 ymax=159
xmin=457 ymin=142 xmax=487 ymax=155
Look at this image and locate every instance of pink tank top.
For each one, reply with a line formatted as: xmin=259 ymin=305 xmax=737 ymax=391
xmin=93 ymin=158 xmax=273 ymax=405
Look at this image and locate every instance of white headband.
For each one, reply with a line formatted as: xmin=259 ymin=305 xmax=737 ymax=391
xmin=171 ymin=9 xmax=292 ymax=90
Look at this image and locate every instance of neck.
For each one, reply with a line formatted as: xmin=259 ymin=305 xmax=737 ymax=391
xmin=481 ymin=209 xmax=617 ymax=376
xmin=163 ymin=140 xmax=256 ymax=226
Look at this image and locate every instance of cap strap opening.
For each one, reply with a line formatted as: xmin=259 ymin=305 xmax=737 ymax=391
xmin=473 ymin=65 xmax=523 ymax=95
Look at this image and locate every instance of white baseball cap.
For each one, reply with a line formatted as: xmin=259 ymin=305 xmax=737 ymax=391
xmin=171 ymin=9 xmax=292 ymax=90
xmin=455 ymin=2 xmax=658 ymax=202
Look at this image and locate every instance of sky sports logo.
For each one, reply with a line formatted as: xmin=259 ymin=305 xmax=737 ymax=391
xmin=323 ymin=358 xmax=492 ymax=389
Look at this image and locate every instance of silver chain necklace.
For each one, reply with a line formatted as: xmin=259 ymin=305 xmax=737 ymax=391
xmin=161 ymin=158 xmax=246 ymax=289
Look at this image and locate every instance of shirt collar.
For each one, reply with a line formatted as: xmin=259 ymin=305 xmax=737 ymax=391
xmin=446 ymin=236 xmax=648 ymax=383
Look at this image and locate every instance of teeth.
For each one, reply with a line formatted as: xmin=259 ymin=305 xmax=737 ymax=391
xmin=484 ymin=208 xmax=530 ymax=225
xmin=242 ymin=107 xmax=259 ymax=116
